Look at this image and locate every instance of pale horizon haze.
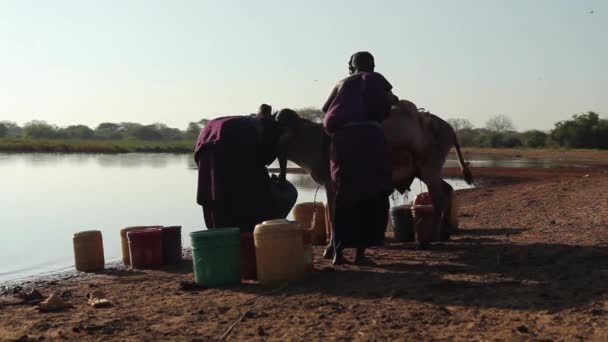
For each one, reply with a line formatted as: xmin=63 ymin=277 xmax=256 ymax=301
xmin=0 ymin=0 xmax=606 ymax=132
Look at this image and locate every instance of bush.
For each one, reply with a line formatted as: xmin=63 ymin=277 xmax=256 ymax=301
xmin=549 ymin=112 xmax=607 ymax=148
xmin=23 ymin=121 xmax=62 ymax=139
xmin=521 ymin=130 xmax=548 ymax=148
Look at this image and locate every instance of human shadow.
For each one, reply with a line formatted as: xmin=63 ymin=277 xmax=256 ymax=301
xmin=224 ymin=235 xmax=608 ymax=312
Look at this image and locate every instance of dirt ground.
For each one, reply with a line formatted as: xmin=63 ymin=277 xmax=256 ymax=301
xmin=2 ymin=154 xmax=608 ymax=341
xmin=459 ymin=147 xmax=608 ymax=166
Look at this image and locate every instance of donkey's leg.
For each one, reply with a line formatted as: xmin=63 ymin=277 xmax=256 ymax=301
xmin=420 ymin=173 xmax=446 ymax=250
xmin=323 ymin=185 xmax=336 ymax=259
xmin=440 ymin=180 xmax=454 ymax=240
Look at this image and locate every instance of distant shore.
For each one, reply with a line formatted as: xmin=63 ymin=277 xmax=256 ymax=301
xmin=0 ymin=138 xmax=193 ymax=154
xmin=2 ymin=139 xmax=608 ymax=167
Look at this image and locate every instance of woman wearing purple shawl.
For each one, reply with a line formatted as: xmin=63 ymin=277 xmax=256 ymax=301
xmin=323 ymin=52 xmax=397 ymax=265
xmin=194 ymin=105 xmax=297 ymax=233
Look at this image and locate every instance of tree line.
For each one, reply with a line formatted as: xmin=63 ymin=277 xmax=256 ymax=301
xmin=0 ymin=110 xmax=606 ymax=149
xmin=447 ymin=112 xmax=608 ymax=149
xmin=293 ymin=108 xmax=608 ymax=149
xmin=0 ymin=120 xmax=208 ymax=141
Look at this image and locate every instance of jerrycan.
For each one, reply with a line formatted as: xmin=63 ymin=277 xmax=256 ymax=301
xmin=254 ymin=219 xmax=305 ymax=285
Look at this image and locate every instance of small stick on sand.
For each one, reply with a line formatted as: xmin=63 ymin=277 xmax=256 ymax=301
xmin=220 ymin=310 xmax=252 ymax=340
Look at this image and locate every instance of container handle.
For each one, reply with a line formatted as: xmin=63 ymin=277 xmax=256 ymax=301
xmin=310 ymin=184 xmax=322 ymax=229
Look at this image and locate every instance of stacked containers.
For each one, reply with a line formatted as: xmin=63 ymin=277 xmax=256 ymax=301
xmin=73 ymin=230 xmax=105 ymax=272
xmin=293 ymin=202 xmax=326 ymax=245
xmin=127 ymin=228 xmax=163 ymax=269
xmin=254 ymin=220 xmax=305 ymax=285
xmin=161 ymin=226 xmax=182 ymax=264
xmin=190 ymin=228 xmax=241 ymax=287
xmin=120 ymin=225 xmax=162 ymax=266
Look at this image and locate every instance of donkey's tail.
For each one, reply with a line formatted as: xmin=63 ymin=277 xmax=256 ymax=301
xmin=452 ymin=130 xmax=473 ymax=185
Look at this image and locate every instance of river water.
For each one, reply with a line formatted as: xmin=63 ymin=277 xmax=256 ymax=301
xmin=6 ymin=152 xmax=563 ymax=283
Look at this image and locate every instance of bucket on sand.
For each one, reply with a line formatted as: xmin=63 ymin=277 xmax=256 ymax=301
xmin=240 ymin=232 xmax=257 ymax=280
xmin=390 ymin=205 xmax=415 ymax=242
xmin=411 ymin=205 xmax=439 ymax=243
xmin=414 ymin=191 xmax=459 ymax=234
xmin=120 ymin=225 xmax=162 ymax=266
xmin=127 ymin=228 xmax=163 ymax=269
xmin=190 ymin=228 xmax=241 ymax=287
xmin=73 ymin=230 xmax=105 ymax=272
xmin=161 ymin=226 xmax=182 ymax=264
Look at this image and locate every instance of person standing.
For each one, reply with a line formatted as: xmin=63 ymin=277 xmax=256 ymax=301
xmin=322 ymin=52 xmax=397 ymax=265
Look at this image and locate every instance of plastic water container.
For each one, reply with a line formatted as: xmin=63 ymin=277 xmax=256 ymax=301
xmin=390 ymin=205 xmax=414 ymax=242
xmin=120 ymin=225 xmax=162 ymax=266
xmin=414 ymin=191 xmax=459 ymax=235
xmin=254 ymin=220 xmax=305 ymax=285
xmin=293 ymin=202 xmax=326 ymax=245
xmin=414 ymin=192 xmax=433 ymax=206
xmin=162 ymin=226 xmax=182 ymax=264
xmin=411 ymin=205 xmax=437 ymax=243
xmin=190 ymin=228 xmax=241 ymax=287
xmin=240 ymin=232 xmax=257 ymax=280
xmin=127 ymin=228 xmax=163 ymax=269
xmin=73 ymin=230 xmax=105 ymax=272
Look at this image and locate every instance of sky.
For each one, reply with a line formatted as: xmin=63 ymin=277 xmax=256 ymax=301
xmin=0 ymin=0 xmax=606 ymax=131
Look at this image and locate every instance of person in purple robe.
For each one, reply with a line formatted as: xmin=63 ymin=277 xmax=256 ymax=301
xmin=322 ymin=52 xmax=398 ymax=265
xmin=194 ymin=104 xmax=297 ymax=233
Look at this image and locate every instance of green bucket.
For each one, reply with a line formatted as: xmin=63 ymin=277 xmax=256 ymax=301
xmin=190 ymin=228 xmax=241 ymax=287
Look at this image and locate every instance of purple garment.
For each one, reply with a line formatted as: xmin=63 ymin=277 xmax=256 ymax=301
xmin=333 ymin=192 xmax=389 ymax=249
xmin=323 ymin=72 xmax=393 ymax=205
xmin=194 ymin=116 xmax=272 ymax=232
xmin=323 ymin=72 xmax=393 ymax=131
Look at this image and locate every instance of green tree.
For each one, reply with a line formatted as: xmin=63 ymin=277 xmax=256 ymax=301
xmin=62 ymin=125 xmax=95 ymax=140
xmin=185 ymin=122 xmax=201 ymax=140
xmin=446 ymin=118 xmax=474 ymax=132
xmin=455 ymin=128 xmax=476 ymax=147
xmin=23 ymin=120 xmax=61 ymax=139
xmin=131 ymin=125 xmax=163 ymax=141
xmin=550 ymin=112 xmax=603 ymax=148
xmin=592 ymin=120 xmax=608 ymax=149
xmin=119 ymin=122 xmax=144 ymax=139
xmin=0 ymin=121 xmax=23 ymax=138
xmin=152 ymin=123 xmax=182 ymax=140
xmin=0 ymin=123 xmax=6 ymax=138
xmin=447 ymin=118 xmax=475 ymax=147
xmin=520 ymin=130 xmax=548 ymax=148
xmin=95 ymin=123 xmax=124 ymax=140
